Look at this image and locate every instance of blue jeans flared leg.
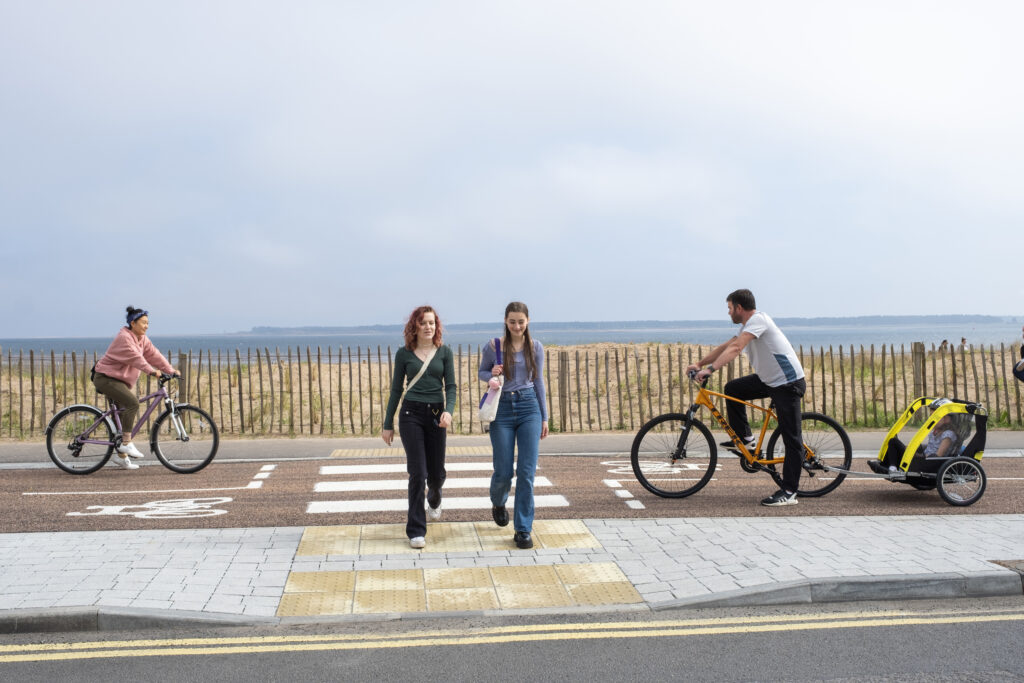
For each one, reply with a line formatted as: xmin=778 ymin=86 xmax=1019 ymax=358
xmin=489 ymin=388 xmax=542 ymax=533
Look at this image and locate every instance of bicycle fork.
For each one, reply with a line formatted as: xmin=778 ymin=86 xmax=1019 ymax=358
xmin=672 ymin=406 xmax=700 ymax=461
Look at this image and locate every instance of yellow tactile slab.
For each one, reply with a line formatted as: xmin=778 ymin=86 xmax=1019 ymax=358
xmin=276 ymin=521 xmax=636 ymax=617
xmin=277 ymin=561 xmax=642 ymax=617
xmin=329 ymin=446 xmax=491 ymax=458
xmin=295 ymin=520 xmax=599 ymax=556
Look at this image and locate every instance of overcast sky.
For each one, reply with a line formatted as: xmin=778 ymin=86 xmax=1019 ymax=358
xmin=1 ymin=1 xmax=1021 ymax=338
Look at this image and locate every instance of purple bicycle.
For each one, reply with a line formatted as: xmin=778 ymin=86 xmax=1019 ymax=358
xmin=45 ymin=373 xmax=219 ymax=475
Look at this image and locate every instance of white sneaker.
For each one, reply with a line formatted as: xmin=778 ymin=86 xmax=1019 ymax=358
xmin=409 ymin=536 xmax=426 ymax=549
xmin=114 ymin=454 xmax=139 ymax=470
xmin=426 ymin=503 xmax=442 ymax=522
xmin=117 ymin=442 xmax=145 ymax=459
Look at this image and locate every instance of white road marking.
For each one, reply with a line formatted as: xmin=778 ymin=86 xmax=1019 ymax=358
xmin=319 ymin=462 xmax=493 ymax=475
xmin=307 ymin=494 xmax=569 ymax=514
xmin=314 ymin=476 xmax=552 ymax=493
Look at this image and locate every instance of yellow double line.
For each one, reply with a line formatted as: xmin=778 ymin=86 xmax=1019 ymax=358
xmin=4 ymin=609 xmax=1024 ymax=663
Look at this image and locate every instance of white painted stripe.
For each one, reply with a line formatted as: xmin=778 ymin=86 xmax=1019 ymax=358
xmin=603 ymin=479 xmax=622 ymax=488
xmin=625 ymin=500 xmax=645 ymax=509
xmin=246 ymin=481 xmax=263 ymax=489
xmin=25 ymin=485 xmax=257 ymax=496
xmin=614 ymin=489 xmax=634 ymax=499
xmin=307 ymin=494 xmax=569 ymax=514
xmin=260 ymin=464 xmax=277 ymax=471
xmin=313 ymin=476 xmax=552 ymax=493
xmin=253 ymin=473 xmax=271 ymax=479
xmin=320 ymin=462 xmax=494 ymax=475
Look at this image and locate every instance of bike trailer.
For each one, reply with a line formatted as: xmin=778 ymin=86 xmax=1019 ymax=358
xmin=866 ymin=396 xmax=987 ymax=505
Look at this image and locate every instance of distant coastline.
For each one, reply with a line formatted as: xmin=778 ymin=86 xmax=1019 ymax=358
xmin=2 ymin=315 xmax=1021 ymax=357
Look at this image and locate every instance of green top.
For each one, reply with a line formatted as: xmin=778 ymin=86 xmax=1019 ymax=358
xmin=383 ymin=345 xmax=457 ymax=430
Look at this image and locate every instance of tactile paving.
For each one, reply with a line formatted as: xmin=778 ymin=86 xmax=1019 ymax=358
xmin=277 ymin=592 xmax=353 ymax=617
xmin=495 ymin=583 xmax=573 ymax=609
xmin=355 ymin=569 xmax=423 ymax=591
xmin=489 ymin=564 xmax=560 ymax=586
xmin=285 ymin=571 xmax=356 ymax=594
xmin=566 ymin=582 xmax=643 ymax=605
xmin=426 ymin=587 xmax=500 ymax=612
xmin=352 ymin=589 xmax=427 ymax=613
xmin=279 ymin=522 xmax=641 ymax=616
xmin=555 ymin=562 xmax=627 ymax=584
xmin=424 ymin=567 xmax=493 ymax=590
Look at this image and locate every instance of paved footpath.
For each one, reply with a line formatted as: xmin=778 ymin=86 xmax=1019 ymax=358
xmin=1 ymin=432 xmax=1023 ymax=633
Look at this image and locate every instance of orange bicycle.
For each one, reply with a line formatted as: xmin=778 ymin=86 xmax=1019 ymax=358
xmin=630 ymin=371 xmax=851 ymax=498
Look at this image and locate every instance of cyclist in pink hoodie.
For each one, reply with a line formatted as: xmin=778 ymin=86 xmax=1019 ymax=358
xmin=92 ymin=306 xmax=178 ymax=469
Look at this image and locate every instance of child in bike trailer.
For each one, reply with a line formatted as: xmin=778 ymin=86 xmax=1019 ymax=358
xmin=92 ymin=306 xmax=179 ymax=469
xmin=687 ymin=289 xmax=806 ymax=507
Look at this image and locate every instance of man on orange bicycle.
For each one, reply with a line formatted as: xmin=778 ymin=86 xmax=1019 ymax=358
xmin=686 ymin=289 xmax=806 ymax=506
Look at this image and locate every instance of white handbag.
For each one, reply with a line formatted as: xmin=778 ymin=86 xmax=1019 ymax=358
xmin=478 ymin=338 xmax=503 ymax=422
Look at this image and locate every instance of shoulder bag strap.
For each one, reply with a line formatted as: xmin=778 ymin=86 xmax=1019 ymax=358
xmin=400 ymin=345 xmax=439 ymax=404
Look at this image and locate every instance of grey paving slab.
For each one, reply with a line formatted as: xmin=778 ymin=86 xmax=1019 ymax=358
xmin=0 ymin=513 xmax=1021 ymax=633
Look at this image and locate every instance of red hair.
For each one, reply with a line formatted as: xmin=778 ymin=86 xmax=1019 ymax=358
xmin=403 ymin=306 xmax=443 ymax=350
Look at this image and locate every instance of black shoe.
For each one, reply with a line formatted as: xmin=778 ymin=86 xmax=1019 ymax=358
xmin=492 ymin=505 xmax=509 ymax=527
xmin=720 ymin=437 xmax=755 ymax=449
xmin=427 ymin=487 xmax=442 ymax=510
xmin=513 ymin=531 xmax=533 ymax=549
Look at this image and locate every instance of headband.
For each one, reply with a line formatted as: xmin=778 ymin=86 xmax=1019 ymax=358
xmin=127 ymin=310 xmax=149 ymax=324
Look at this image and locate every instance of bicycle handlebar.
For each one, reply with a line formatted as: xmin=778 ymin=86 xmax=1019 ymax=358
xmin=687 ymin=369 xmax=710 ymax=388
xmin=158 ymin=373 xmax=178 ymax=385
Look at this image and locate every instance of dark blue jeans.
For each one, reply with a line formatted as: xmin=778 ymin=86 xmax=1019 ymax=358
xmin=489 ymin=387 xmax=542 ymax=533
xmin=724 ymin=374 xmax=806 ymax=492
xmin=398 ymin=399 xmax=446 ymax=538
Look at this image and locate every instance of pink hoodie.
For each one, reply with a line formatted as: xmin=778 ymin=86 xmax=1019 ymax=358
xmin=94 ymin=327 xmax=176 ymax=389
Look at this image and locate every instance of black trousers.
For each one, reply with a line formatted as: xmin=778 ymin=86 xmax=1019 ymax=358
xmin=398 ymin=400 xmax=447 ymax=538
xmin=724 ymin=374 xmax=806 ymax=493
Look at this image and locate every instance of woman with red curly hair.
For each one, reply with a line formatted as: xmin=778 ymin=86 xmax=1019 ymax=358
xmin=382 ymin=305 xmax=457 ymax=549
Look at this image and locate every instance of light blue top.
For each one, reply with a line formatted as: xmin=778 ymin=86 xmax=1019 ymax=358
xmin=478 ymin=338 xmax=548 ymax=421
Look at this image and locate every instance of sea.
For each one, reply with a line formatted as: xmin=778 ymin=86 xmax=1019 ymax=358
xmin=2 ymin=316 xmax=1021 ymax=358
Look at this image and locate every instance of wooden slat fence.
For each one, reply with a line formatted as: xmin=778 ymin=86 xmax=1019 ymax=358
xmin=1 ymin=342 xmax=1021 ymax=439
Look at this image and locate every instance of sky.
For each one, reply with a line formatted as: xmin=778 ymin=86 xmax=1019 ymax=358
xmin=1 ymin=1 xmax=1022 ymax=338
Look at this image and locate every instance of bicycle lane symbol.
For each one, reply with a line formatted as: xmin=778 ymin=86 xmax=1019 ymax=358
xmin=67 ymin=497 xmax=233 ymax=519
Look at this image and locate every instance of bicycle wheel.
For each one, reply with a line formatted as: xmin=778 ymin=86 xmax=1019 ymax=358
xmin=936 ymin=457 xmax=986 ymax=506
xmin=767 ymin=412 xmax=851 ymax=497
xmin=631 ymin=413 xmax=717 ymax=498
xmin=45 ymin=405 xmax=114 ymax=475
xmin=150 ymin=405 xmax=219 ymax=473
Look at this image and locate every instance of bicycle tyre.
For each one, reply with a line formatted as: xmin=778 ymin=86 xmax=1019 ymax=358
xmin=150 ymin=405 xmax=219 ymax=473
xmin=45 ymin=405 xmax=114 ymax=475
xmin=631 ymin=413 xmax=717 ymax=498
xmin=936 ymin=457 xmax=986 ymax=506
xmin=767 ymin=412 xmax=851 ymax=497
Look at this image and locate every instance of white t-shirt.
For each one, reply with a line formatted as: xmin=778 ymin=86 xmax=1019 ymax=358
xmin=740 ymin=311 xmax=805 ymax=387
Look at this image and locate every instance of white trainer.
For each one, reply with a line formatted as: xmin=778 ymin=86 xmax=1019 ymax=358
xmin=426 ymin=503 xmax=442 ymax=522
xmin=409 ymin=536 xmax=426 ymax=549
xmin=114 ymin=454 xmax=139 ymax=470
xmin=117 ymin=442 xmax=145 ymax=459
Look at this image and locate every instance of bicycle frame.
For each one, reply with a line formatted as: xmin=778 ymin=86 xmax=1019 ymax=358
xmin=687 ymin=383 xmax=784 ymax=467
xmin=75 ymin=383 xmax=174 ymax=448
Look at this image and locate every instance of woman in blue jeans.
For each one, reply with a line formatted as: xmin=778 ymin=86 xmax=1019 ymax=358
xmin=478 ymin=302 xmax=549 ymax=549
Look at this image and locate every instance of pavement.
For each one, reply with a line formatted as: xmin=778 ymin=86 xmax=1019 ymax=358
xmin=1 ymin=432 xmax=1023 ymax=634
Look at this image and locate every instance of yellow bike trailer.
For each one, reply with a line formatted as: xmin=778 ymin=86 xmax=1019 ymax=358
xmin=864 ymin=397 xmax=987 ymax=506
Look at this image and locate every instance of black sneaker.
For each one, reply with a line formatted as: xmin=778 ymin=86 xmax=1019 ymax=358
xmin=513 ymin=531 xmax=533 ymax=549
xmin=720 ymin=437 xmax=755 ymax=449
xmin=760 ymin=489 xmax=798 ymax=506
xmin=492 ymin=505 xmax=509 ymax=527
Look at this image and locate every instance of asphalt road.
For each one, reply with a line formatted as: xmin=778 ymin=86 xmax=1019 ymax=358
xmin=3 ymin=597 xmax=1024 ymax=681
xmin=2 ymin=431 xmax=1022 ymax=533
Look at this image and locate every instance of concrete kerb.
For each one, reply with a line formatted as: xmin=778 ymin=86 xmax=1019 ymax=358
xmin=0 ymin=607 xmax=278 ymax=635
xmin=650 ymin=571 xmax=1024 ymax=611
xmin=3 ymin=571 xmax=1021 ymax=634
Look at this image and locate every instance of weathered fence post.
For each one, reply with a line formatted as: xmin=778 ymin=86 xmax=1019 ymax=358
xmin=911 ymin=342 xmax=926 ymax=399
